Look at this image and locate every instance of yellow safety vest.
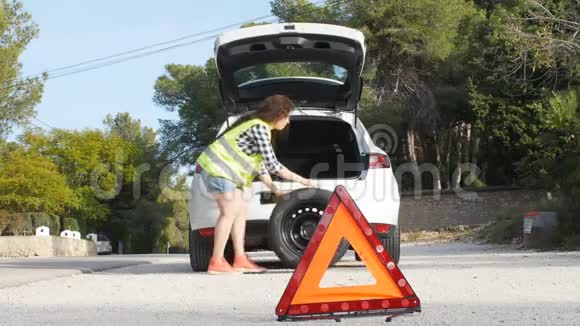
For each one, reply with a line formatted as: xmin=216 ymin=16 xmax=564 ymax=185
xmin=196 ymin=118 xmax=270 ymax=187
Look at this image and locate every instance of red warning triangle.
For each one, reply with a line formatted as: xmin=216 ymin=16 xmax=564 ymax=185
xmin=275 ymin=185 xmax=421 ymax=321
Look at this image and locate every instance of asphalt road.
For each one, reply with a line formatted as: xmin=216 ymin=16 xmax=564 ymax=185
xmin=1 ymin=242 xmax=579 ymax=326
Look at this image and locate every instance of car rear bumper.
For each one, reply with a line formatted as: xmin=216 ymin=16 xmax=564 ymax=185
xmin=189 ymin=168 xmax=400 ymax=231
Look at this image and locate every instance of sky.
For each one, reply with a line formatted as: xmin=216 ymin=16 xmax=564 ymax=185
xmin=16 ymin=0 xmax=273 ymax=138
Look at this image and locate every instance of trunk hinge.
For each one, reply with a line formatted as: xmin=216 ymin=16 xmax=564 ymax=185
xmin=224 ymin=97 xmax=238 ymax=128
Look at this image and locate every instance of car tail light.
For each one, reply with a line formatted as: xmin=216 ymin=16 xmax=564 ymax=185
xmin=371 ymin=223 xmax=391 ymax=234
xmin=198 ymin=228 xmax=215 ymax=238
xmin=524 ymin=211 xmax=540 ymax=218
xmin=369 ymin=153 xmax=391 ymax=169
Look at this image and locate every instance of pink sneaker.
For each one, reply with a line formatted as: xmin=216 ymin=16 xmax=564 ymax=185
xmin=233 ymin=254 xmax=267 ymax=273
xmin=207 ymin=257 xmax=242 ymax=275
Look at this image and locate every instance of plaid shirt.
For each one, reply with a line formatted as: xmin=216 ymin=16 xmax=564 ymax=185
xmin=236 ymin=123 xmax=284 ymax=175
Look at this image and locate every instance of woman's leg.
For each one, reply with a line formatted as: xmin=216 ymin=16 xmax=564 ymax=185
xmin=230 ymin=188 xmax=248 ymax=257
xmin=230 ymin=188 xmax=266 ymax=273
xmin=211 ymin=190 xmax=242 ymax=260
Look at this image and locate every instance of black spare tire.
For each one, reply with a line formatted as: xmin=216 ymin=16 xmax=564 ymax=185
xmin=269 ymin=188 xmax=349 ymax=268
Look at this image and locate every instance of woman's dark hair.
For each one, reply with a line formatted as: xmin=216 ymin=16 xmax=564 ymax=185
xmin=219 ymin=94 xmax=294 ymax=136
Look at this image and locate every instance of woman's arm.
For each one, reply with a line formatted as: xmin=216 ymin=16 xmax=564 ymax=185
xmin=257 ymin=167 xmax=317 ymax=197
xmin=258 ymin=168 xmax=318 ymax=197
xmin=258 ymin=173 xmax=284 ymax=196
xmin=274 ymin=166 xmax=318 ymax=187
xmin=251 ymin=124 xmax=318 ymax=189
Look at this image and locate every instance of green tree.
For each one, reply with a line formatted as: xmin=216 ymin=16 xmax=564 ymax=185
xmin=20 ymin=129 xmax=138 ymax=232
xmin=0 ymin=148 xmax=77 ymax=215
xmin=103 ymin=112 xmax=160 ymax=206
xmin=0 ymin=0 xmax=45 ymax=138
xmin=154 ymin=59 xmax=225 ymax=167
xmin=518 ymin=89 xmax=579 ymax=199
xmin=151 ymin=0 xmax=577 ymax=196
xmin=2 ymin=109 xmax=187 ymax=251
xmin=270 ymin=0 xmax=346 ymax=24
xmin=272 ymin=0 xmax=481 ymax=190
xmin=500 ymin=0 xmax=579 ymax=93
xmin=155 ymin=174 xmax=190 ymax=253
xmin=464 ymin=0 xmax=579 ymax=185
xmin=104 ymin=112 xmax=157 ymax=150
xmin=102 ymin=112 xmax=175 ymax=253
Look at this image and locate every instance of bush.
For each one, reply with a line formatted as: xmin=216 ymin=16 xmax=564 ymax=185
xmin=0 ymin=211 xmax=63 ymax=236
xmin=0 ymin=210 xmax=13 ymax=234
xmin=475 ymin=217 xmax=523 ymax=244
xmin=472 ymin=197 xmax=578 ymax=249
xmin=62 ymin=217 xmax=80 ymax=231
xmin=24 ymin=212 xmax=61 ymax=235
xmin=563 ymin=235 xmax=580 ymax=250
xmin=0 ymin=211 xmax=31 ymax=235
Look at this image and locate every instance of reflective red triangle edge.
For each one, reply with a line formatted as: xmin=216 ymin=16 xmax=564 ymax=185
xmin=275 ymin=185 xmax=421 ymax=321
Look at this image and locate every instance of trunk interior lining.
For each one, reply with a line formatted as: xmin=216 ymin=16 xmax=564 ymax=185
xmin=270 ymin=117 xmax=363 ymax=180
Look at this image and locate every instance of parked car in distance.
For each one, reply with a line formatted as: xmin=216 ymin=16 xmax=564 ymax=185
xmin=86 ymin=233 xmax=113 ymax=255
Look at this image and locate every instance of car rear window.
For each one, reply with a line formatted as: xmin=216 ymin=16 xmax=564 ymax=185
xmin=234 ymin=62 xmax=348 ymax=86
xmin=97 ymin=234 xmax=109 ymax=241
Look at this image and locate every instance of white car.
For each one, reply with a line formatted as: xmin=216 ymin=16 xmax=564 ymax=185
xmin=188 ymin=23 xmax=400 ymax=271
xmin=86 ymin=233 xmax=113 ymax=255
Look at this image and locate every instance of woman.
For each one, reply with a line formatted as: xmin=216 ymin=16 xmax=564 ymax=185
xmin=195 ymin=94 xmax=318 ymax=275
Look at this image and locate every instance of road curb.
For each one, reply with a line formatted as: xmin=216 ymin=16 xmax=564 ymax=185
xmin=78 ymin=261 xmax=153 ymax=274
xmin=0 ymin=260 xmax=154 ymax=290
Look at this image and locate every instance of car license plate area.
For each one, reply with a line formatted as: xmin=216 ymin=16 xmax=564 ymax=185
xmin=523 ymin=218 xmax=533 ymax=234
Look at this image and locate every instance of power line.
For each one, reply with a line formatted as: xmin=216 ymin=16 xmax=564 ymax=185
xmin=32 ymin=117 xmax=55 ymax=130
xmin=26 ymin=119 xmax=51 ymax=131
xmin=2 ymin=0 xmax=351 ymax=131
xmin=44 ymin=0 xmax=349 ymax=79
xmin=1 ymin=0 xmax=349 ymax=91
xmin=43 ymin=14 xmax=275 ymax=76
xmin=46 ymin=34 xmax=219 ymax=80
xmin=0 ymin=14 xmax=273 ymax=88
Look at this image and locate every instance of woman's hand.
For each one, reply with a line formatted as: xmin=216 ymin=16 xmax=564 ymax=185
xmin=301 ymin=178 xmax=319 ymax=188
xmin=259 ymin=173 xmax=291 ymax=197
xmin=276 ymin=167 xmax=319 ymax=188
xmin=272 ymin=188 xmax=291 ymax=197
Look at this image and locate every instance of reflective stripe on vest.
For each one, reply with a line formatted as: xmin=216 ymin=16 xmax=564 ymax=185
xmin=196 ymin=118 xmax=269 ymax=187
xmin=203 ymin=147 xmax=246 ymax=185
xmin=217 ymin=137 xmax=255 ymax=174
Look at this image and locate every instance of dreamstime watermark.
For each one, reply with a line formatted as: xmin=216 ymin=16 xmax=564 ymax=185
xmin=86 ymin=123 xmax=485 ymax=204
xmin=394 ymin=162 xmax=483 ymax=201
xmin=90 ymin=148 xmax=125 ymax=200
xmin=367 ymin=123 xmax=399 ymax=155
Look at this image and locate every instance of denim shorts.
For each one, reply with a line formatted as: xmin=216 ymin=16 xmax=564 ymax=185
xmin=199 ymin=168 xmax=240 ymax=193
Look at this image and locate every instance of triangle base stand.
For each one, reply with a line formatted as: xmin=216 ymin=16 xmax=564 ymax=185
xmin=277 ymin=307 xmax=421 ymax=323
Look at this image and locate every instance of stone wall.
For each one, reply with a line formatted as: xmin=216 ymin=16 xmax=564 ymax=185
xmin=399 ymin=187 xmax=550 ymax=231
xmin=0 ymin=236 xmax=97 ymax=257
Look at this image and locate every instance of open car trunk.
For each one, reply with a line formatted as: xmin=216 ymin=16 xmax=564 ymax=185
xmin=269 ymin=116 xmax=364 ymax=180
xmin=215 ymin=23 xmax=366 ymax=114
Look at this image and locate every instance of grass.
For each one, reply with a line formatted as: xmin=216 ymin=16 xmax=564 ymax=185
xmin=562 ymin=235 xmax=580 ymax=250
xmin=401 ymin=196 xmax=580 ymax=250
xmin=460 ymin=201 xmax=579 ymax=250
xmin=469 ymin=218 xmax=523 ymax=244
xmin=401 ymin=225 xmax=480 ymax=243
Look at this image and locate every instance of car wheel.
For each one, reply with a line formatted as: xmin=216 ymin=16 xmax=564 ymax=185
xmin=189 ymin=224 xmax=233 ymax=272
xmin=385 ymin=225 xmax=401 ymax=264
xmin=269 ymin=188 xmax=349 ymax=268
xmin=354 ymin=226 xmax=400 ymax=264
